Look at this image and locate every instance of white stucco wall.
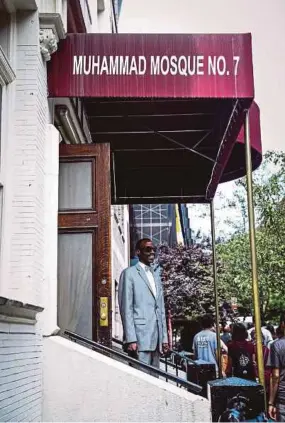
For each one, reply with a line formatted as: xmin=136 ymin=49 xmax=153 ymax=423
xmin=43 ymin=336 xmax=210 ymax=422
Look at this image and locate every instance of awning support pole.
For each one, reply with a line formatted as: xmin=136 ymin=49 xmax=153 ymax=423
xmin=244 ymin=110 xmax=265 ymax=389
xmin=210 ymin=199 xmax=222 ymax=378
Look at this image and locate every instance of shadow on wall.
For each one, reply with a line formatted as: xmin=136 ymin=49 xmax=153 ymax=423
xmin=43 ymin=336 xmax=211 ymax=422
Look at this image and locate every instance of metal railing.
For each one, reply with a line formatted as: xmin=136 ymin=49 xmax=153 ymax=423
xmin=64 ymin=330 xmax=202 ymax=395
xmin=112 ymin=337 xmax=193 ymax=382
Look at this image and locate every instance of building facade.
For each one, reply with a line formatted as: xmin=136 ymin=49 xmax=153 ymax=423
xmin=129 ymin=204 xmax=176 ymax=254
xmin=0 ymin=1 xmax=125 ymax=420
xmin=129 ymin=203 xmax=191 ymax=258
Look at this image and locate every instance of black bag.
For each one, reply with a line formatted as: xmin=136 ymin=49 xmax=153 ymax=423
xmin=187 ymin=361 xmax=216 ymax=397
xmin=231 ymin=346 xmax=255 ymax=380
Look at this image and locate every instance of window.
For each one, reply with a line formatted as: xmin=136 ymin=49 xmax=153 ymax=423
xmin=58 ymin=161 xmax=93 ymax=211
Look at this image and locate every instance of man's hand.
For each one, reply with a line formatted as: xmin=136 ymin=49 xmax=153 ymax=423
xmin=127 ymin=342 xmax=138 ymax=352
xmin=268 ymin=405 xmax=277 ymax=420
xmin=162 ymin=343 xmax=169 ymax=354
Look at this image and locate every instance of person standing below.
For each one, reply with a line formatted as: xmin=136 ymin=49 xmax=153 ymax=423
xmin=226 ymin=323 xmax=255 ymax=380
xmin=119 ymin=238 xmax=169 ymax=368
xmin=266 ymin=324 xmax=276 ymax=347
xmin=248 ymin=320 xmax=273 ymax=346
xmin=193 ymin=314 xmax=219 ymax=372
xmin=221 ymin=325 xmax=232 ymax=345
xmin=269 ymin=313 xmax=285 ymax=422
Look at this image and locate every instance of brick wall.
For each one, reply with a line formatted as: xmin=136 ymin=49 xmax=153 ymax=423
xmin=0 ymin=10 xmax=47 ymax=421
xmin=0 ymin=11 xmax=47 ymax=307
xmin=0 ymin=321 xmax=43 ymax=422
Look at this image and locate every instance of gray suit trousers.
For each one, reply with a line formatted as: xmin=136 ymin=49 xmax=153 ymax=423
xmin=138 ymin=350 xmax=160 ymax=369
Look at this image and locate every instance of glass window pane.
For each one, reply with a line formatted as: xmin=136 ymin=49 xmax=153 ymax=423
xmin=57 ymin=232 xmax=93 ymax=339
xmin=59 ymin=161 xmax=92 ymax=210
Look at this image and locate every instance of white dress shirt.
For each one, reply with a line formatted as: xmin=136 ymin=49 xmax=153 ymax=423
xmin=139 ymin=261 xmax=157 ymax=297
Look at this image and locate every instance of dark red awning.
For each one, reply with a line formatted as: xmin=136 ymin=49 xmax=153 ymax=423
xmin=221 ymin=101 xmax=262 ymax=183
xmin=48 ymin=33 xmax=260 ymax=204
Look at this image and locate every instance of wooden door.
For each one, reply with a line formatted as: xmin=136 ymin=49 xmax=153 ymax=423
xmin=57 ymin=143 xmax=111 ymax=345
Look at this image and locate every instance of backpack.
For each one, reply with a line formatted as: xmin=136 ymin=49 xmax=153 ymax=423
xmin=231 ymin=345 xmax=255 ymax=380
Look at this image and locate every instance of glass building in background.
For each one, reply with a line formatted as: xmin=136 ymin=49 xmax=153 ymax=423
xmin=129 ymin=204 xmax=191 ymax=258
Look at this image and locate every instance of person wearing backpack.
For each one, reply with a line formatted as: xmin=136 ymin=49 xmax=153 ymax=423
xmin=226 ymin=323 xmax=256 ymax=380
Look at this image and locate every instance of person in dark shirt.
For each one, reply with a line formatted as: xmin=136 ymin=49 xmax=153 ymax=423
xmin=226 ymin=323 xmax=255 ymax=380
xmin=269 ymin=313 xmax=285 ymax=421
xmin=267 ymin=324 xmax=276 ymax=343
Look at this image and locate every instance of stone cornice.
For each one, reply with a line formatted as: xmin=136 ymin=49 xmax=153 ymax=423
xmin=0 ymin=296 xmax=44 ymax=325
xmin=0 ymin=46 xmax=16 ymax=86
xmin=39 ymin=13 xmax=66 ymax=41
xmin=40 ymin=28 xmax=58 ymax=62
xmin=39 ymin=13 xmax=66 ymax=62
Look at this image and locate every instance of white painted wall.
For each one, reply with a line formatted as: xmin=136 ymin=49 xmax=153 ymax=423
xmin=0 ymin=5 xmax=58 ymax=421
xmin=43 ymin=336 xmax=210 ymax=422
xmin=0 ymin=10 xmax=47 ymax=307
xmin=0 ymin=321 xmax=43 ymax=422
xmin=38 ymin=124 xmax=60 ymax=336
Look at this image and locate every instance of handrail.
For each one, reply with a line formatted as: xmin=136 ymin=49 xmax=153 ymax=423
xmin=64 ymin=330 xmax=202 ymax=394
xmin=112 ymin=337 xmax=194 ymax=371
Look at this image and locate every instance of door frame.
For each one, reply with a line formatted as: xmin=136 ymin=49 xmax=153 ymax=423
xmin=58 ymin=143 xmax=111 ymax=345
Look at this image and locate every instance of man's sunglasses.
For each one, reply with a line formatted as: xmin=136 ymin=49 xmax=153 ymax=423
xmin=141 ymin=246 xmax=157 ymax=253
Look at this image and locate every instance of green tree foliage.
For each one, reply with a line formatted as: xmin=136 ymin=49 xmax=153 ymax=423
xmin=217 ymin=151 xmax=285 ymax=321
xmin=157 ymin=243 xmax=231 ymax=320
xmin=157 ymin=243 xmax=234 ymax=322
xmin=158 ymin=244 xmax=214 ymax=319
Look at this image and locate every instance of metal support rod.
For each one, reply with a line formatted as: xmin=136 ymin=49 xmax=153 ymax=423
xmin=244 ymin=110 xmax=265 ymax=389
xmin=210 ymin=200 xmax=222 ymax=378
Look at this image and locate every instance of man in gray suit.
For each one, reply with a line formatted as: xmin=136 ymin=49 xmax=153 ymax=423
xmin=119 ymin=238 xmax=169 ymax=368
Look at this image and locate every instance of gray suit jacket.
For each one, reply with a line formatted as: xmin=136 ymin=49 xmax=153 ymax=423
xmin=118 ymin=262 xmax=168 ymax=352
